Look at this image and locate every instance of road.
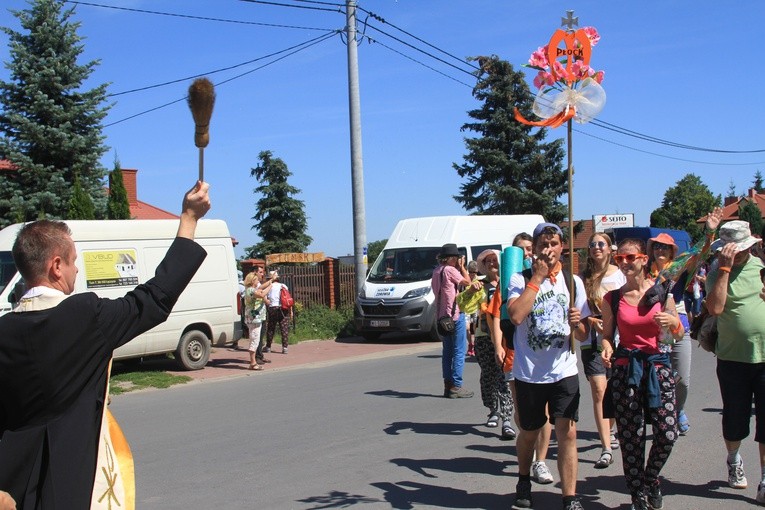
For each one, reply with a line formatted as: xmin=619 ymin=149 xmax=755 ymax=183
xmin=112 ymin=339 xmax=760 ymax=509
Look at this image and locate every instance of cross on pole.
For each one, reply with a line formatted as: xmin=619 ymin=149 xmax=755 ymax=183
xmin=561 ymin=10 xmax=578 ymax=31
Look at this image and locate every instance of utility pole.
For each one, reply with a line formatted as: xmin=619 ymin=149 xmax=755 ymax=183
xmin=346 ymin=0 xmax=367 ymax=295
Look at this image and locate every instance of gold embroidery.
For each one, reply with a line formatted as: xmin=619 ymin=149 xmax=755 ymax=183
xmin=97 ymin=439 xmax=121 ymax=508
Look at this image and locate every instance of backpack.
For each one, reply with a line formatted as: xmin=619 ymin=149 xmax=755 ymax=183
xmin=279 ymin=285 xmax=294 ymax=310
xmin=500 ymin=268 xmax=576 ymax=349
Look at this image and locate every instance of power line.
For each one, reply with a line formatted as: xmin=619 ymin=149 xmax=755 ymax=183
xmin=108 ymin=32 xmax=340 ymax=97
xmin=65 ymin=0 xmax=333 ymax=31
xmin=238 ymin=0 xmax=342 ymax=14
xmin=104 ymin=30 xmax=339 ymax=128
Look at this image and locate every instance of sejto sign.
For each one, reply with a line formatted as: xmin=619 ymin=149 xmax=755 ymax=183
xmin=593 ymin=214 xmax=634 ymax=232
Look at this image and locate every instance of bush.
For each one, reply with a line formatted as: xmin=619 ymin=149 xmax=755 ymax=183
xmin=292 ymin=305 xmax=355 ymax=342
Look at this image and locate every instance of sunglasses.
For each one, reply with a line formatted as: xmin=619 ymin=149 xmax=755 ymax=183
xmin=652 ymin=243 xmax=672 ymax=250
xmin=589 ymin=241 xmax=607 ymax=249
xmin=613 ymin=253 xmax=648 ymax=265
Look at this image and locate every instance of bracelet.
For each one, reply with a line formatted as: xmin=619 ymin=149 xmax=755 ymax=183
xmin=526 ymin=282 xmax=540 ymax=293
xmin=718 ymin=266 xmax=732 ymax=273
xmin=671 ymin=321 xmax=683 ymax=335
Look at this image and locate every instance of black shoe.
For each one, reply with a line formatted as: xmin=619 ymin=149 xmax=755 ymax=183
xmin=513 ymin=479 xmax=532 ymax=509
xmin=646 ymin=483 xmax=662 ymax=510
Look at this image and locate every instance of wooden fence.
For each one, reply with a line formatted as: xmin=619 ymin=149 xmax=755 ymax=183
xmin=264 ymin=259 xmax=357 ymax=310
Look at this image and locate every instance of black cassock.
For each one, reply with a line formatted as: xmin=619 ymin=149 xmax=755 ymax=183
xmin=0 ymin=237 xmax=206 ymax=509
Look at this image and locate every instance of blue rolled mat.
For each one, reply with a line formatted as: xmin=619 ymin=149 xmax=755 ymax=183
xmin=500 ymin=246 xmax=524 ymax=320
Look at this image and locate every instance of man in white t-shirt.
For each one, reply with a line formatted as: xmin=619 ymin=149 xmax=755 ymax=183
xmin=507 ymin=223 xmax=590 ymax=510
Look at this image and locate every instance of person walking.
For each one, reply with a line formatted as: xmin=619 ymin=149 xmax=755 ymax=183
xmin=580 ymin=232 xmax=624 ymax=469
xmin=601 ymin=238 xmax=684 ymax=510
xmin=474 ymin=249 xmax=515 ymax=439
xmin=705 ymin=220 xmax=765 ymax=505
xmin=508 ymin=223 xmax=590 ymax=510
xmin=432 ymin=243 xmax=479 ymax=398
xmin=264 ymin=271 xmax=292 ymax=354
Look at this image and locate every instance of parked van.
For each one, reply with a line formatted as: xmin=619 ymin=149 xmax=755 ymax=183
xmin=0 ymin=219 xmax=241 ymax=370
xmin=354 ymin=214 xmax=544 ymax=341
xmin=610 ymin=227 xmax=692 ymax=253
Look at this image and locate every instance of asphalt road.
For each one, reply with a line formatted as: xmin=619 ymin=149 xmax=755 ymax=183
xmin=111 ymin=339 xmax=761 ymax=509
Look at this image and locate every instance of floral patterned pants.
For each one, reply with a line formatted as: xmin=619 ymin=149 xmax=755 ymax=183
xmin=266 ymin=307 xmax=290 ymax=348
xmin=475 ymin=335 xmax=513 ymax=421
xmin=611 ymin=363 xmax=678 ymax=495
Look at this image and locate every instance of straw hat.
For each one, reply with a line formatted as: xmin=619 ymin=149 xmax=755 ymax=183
xmin=476 ymin=249 xmax=500 ymax=274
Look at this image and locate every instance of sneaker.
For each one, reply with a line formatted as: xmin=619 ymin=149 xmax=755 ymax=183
xmin=501 ymin=421 xmax=517 ymax=441
xmin=563 ymin=497 xmax=584 ymax=510
xmin=630 ymin=491 xmax=648 ymax=510
xmin=513 ymin=479 xmax=532 ymax=509
xmin=678 ymin=410 xmax=690 ymax=435
xmin=728 ymin=459 xmax=748 ymax=489
xmin=486 ymin=412 xmax=500 ymax=428
xmin=263 ymin=346 xmax=271 ymax=353
xmin=646 ymin=482 xmax=663 ymax=509
xmin=531 ymin=461 xmax=554 ymax=484
xmin=282 ymin=346 xmax=288 ymax=354
xmin=448 ymin=386 xmax=474 ymax=399
xmin=757 ymin=481 xmax=765 ymax=504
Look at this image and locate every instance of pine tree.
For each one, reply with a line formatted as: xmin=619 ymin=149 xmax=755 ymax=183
xmin=0 ymin=0 xmax=110 ymax=227
xmin=107 ymin=157 xmax=131 ymax=219
xmin=739 ymin=200 xmax=763 ymax=239
xmin=453 ymin=55 xmax=567 ymax=222
xmin=67 ymin=174 xmax=95 ymax=219
xmin=754 ymin=170 xmax=765 ymax=194
xmin=247 ymin=150 xmax=312 ymax=258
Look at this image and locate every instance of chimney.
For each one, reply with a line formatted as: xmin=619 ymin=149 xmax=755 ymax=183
xmin=750 ymin=188 xmax=758 ymax=199
xmin=122 ymin=168 xmax=138 ymax=205
xmin=724 ymin=195 xmax=738 ymax=206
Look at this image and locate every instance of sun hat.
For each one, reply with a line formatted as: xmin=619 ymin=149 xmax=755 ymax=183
xmin=647 ymin=232 xmax=678 ymax=259
xmin=438 ymin=243 xmax=460 ymax=259
xmin=715 ymin=221 xmax=762 ymax=252
xmin=476 ymin=249 xmax=500 ymax=274
xmin=532 ymin=222 xmax=563 ymax=239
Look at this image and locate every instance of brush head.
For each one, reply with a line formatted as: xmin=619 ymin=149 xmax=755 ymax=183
xmin=187 ymin=78 xmax=216 ymax=148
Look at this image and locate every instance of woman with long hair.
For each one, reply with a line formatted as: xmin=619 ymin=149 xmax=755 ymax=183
xmin=579 ymin=232 xmax=625 ymax=469
xmin=601 ymin=238 xmax=683 ymax=510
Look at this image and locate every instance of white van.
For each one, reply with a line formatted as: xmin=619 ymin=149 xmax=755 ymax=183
xmin=0 ymin=219 xmax=241 ymax=370
xmin=354 ymin=214 xmax=544 ymax=341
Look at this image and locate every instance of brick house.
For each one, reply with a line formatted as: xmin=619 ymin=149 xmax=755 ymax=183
xmin=697 ymin=188 xmax=765 ymax=229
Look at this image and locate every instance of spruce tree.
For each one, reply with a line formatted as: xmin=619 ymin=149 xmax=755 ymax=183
xmin=453 ymin=55 xmax=567 ymax=222
xmin=67 ymin=174 xmax=95 ymax=219
xmin=107 ymin=157 xmax=131 ymax=219
xmin=247 ymin=150 xmax=312 ymax=258
xmin=0 ymin=0 xmax=110 ymax=227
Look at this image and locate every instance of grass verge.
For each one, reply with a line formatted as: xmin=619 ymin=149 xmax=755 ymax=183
xmin=110 ymin=370 xmax=192 ymax=395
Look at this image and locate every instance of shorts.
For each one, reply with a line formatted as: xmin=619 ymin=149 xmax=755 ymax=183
xmin=716 ymin=358 xmax=765 ymax=442
xmin=514 ymin=374 xmax=580 ymax=431
xmin=580 ymin=347 xmax=610 ymax=379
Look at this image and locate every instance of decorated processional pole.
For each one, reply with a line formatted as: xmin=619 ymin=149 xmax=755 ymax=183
xmin=514 ymin=11 xmax=606 ymax=352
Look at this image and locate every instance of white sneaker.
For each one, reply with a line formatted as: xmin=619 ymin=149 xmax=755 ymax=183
xmin=531 ymin=461 xmax=554 ymax=484
xmin=728 ymin=459 xmax=748 ymax=489
xmin=757 ymin=481 xmax=765 ymax=504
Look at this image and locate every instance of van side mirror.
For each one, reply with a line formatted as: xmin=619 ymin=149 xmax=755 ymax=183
xmin=9 ymin=280 xmax=25 ymax=305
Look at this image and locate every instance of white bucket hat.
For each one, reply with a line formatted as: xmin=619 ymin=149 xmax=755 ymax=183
xmin=715 ymin=220 xmax=762 ymax=252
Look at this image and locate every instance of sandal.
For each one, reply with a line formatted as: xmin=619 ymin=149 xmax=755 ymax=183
xmin=486 ymin=412 xmax=500 ymax=428
xmin=610 ymin=431 xmax=620 ymax=450
xmin=594 ymin=449 xmax=613 ymax=469
xmin=248 ymin=364 xmax=264 ymax=371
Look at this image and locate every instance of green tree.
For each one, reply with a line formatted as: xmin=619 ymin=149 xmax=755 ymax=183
xmin=754 ymin=170 xmax=765 ymax=194
xmin=247 ymin=150 xmax=312 ymax=258
xmin=0 ymin=0 xmax=110 ymax=227
xmin=726 ymin=179 xmax=737 ymax=200
xmin=739 ymin=200 xmax=764 ymax=239
xmin=67 ymin=174 xmax=95 ymax=219
xmin=453 ymin=55 xmax=567 ymax=222
xmin=367 ymin=239 xmax=387 ymax=267
xmin=649 ymin=173 xmax=721 ymax=242
xmin=107 ymin=156 xmax=131 ymax=219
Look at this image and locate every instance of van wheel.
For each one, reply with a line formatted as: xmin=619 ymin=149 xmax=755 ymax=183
xmin=175 ymin=330 xmax=210 ymax=370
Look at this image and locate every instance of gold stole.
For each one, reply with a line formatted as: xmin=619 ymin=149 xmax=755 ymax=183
xmin=14 ymin=293 xmax=135 ymax=510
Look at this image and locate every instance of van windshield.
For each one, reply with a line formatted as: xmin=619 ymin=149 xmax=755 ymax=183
xmin=368 ymin=247 xmax=441 ymax=283
xmin=0 ymin=251 xmax=17 ymax=295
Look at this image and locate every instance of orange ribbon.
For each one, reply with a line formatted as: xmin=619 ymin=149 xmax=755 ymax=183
xmin=513 ymin=106 xmax=576 ymax=129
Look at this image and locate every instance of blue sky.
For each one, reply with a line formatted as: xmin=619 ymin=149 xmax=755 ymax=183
xmin=1 ymin=1 xmax=763 ymax=259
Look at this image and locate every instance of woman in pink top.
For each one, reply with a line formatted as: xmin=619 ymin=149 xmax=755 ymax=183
xmin=600 ymin=238 xmax=684 ymax=510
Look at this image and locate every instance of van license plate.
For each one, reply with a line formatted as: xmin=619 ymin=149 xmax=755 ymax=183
xmin=370 ymin=320 xmax=389 ymax=327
